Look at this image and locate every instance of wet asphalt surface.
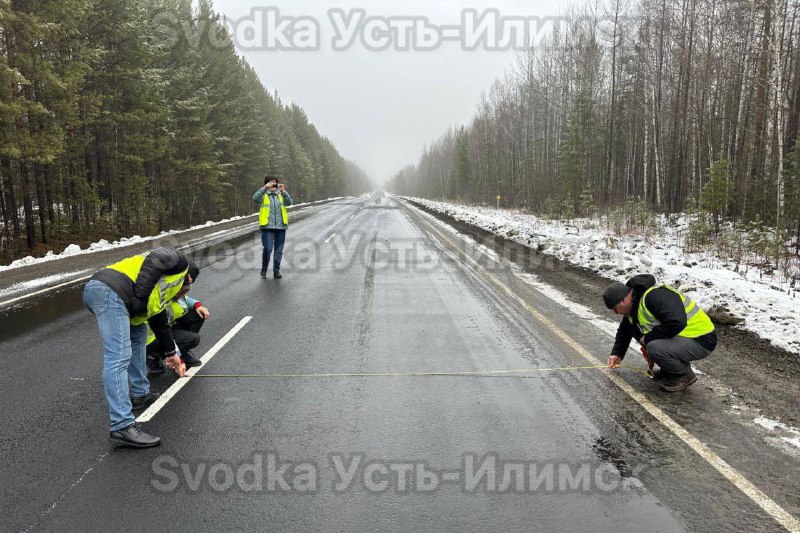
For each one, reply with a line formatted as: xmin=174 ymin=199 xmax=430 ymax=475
xmin=0 ymin=193 xmax=797 ymax=532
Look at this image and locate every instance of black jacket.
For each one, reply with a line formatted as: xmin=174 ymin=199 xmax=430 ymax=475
xmin=611 ymin=274 xmax=717 ymax=358
xmin=90 ymin=247 xmax=188 ymax=357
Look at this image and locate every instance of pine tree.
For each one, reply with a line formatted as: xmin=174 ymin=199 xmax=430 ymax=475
xmin=700 ymin=158 xmax=734 ymax=234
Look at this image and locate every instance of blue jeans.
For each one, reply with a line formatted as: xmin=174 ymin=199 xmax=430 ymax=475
xmin=82 ymin=280 xmax=150 ymax=431
xmin=261 ymin=228 xmax=287 ymax=272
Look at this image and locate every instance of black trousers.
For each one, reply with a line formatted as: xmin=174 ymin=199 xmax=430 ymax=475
xmin=147 ymin=311 xmax=205 ymax=358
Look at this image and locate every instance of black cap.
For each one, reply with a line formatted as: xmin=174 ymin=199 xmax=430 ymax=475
xmin=186 ymin=259 xmax=199 ymax=284
xmin=603 ymin=282 xmax=631 ymax=309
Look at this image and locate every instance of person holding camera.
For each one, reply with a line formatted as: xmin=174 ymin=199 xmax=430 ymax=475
xmin=253 ymin=176 xmax=293 ymax=278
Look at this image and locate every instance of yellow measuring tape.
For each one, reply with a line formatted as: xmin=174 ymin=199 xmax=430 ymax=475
xmin=192 ymin=364 xmax=653 ymax=379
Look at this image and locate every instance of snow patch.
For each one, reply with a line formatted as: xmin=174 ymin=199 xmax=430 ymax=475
xmin=754 ymin=416 xmax=800 ymax=450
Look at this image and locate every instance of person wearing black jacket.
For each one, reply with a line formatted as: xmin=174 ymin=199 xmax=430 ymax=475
xmin=603 ymin=274 xmax=717 ymax=392
xmin=83 ymin=247 xmax=190 ymax=448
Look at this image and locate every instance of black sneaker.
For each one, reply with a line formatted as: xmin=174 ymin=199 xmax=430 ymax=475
xmin=661 ymin=370 xmax=698 ymax=392
xmin=274 ymin=271 xmax=282 ymax=279
xmin=182 ymin=351 xmax=202 ymax=368
xmin=147 ymin=356 xmax=165 ymax=375
xmin=109 ymin=424 xmax=161 ymax=448
xmin=131 ymin=391 xmax=161 ymax=411
xmin=260 ymin=269 xmax=267 ymax=278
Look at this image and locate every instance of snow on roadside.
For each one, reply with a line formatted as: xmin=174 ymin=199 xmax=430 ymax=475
xmin=409 ymin=198 xmax=800 ymax=453
xmin=0 ymin=270 xmax=92 ymax=298
xmin=754 ymin=417 xmax=800 ymax=450
xmin=0 ymin=197 xmax=350 ymax=274
xmin=403 ymin=196 xmax=800 ymax=357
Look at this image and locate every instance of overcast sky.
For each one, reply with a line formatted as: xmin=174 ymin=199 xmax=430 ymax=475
xmin=211 ymin=1 xmax=570 ymax=185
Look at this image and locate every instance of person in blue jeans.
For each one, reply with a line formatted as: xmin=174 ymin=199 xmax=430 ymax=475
xmin=253 ymin=176 xmax=293 ymax=278
xmin=83 ymin=248 xmax=191 ymax=448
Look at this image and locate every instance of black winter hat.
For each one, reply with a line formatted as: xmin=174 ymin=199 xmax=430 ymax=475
xmin=603 ymin=282 xmax=631 ymax=309
xmin=186 ymin=259 xmax=199 ymax=284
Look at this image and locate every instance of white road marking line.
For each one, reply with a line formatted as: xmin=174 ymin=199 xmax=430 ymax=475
xmin=21 ymin=451 xmax=111 ymax=533
xmin=324 ymin=233 xmax=336 ymax=244
xmin=137 ymin=316 xmax=252 ymax=422
xmin=407 ymin=201 xmax=800 ymax=533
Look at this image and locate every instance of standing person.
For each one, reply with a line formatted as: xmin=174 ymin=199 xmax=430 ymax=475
xmin=253 ymin=176 xmax=293 ymax=278
xmin=146 ymin=261 xmax=210 ymax=373
xmin=82 ymin=248 xmax=190 ymax=448
xmin=603 ymin=273 xmax=717 ymax=392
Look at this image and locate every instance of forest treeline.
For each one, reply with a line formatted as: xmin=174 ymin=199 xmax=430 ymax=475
xmin=388 ymin=0 xmax=800 ymax=262
xmin=0 ymin=0 xmax=371 ymax=263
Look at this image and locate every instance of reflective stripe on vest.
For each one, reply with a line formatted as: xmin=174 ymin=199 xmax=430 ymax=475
xmin=106 ymin=251 xmax=187 ymax=325
xmin=146 ymin=299 xmax=189 ymax=345
xmin=259 ymin=192 xmax=288 ymax=226
xmin=637 ymin=285 xmax=715 ymax=338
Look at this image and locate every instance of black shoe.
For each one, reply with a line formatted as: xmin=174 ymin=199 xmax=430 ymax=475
xmin=131 ymin=391 xmax=161 ymax=412
xmin=109 ymin=424 xmax=161 ymax=448
xmin=182 ymin=351 xmax=202 ymax=368
xmin=260 ymin=269 xmax=267 ymax=278
xmin=661 ymin=369 xmax=698 ymax=392
xmin=274 ymin=271 xmax=282 ymax=279
xmin=147 ymin=356 xmax=165 ymax=375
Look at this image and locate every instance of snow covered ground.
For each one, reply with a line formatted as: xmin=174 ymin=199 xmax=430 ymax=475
xmin=0 ymin=197 xmax=350 ymax=274
xmin=404 ymin=197 xmax=800 ymax=357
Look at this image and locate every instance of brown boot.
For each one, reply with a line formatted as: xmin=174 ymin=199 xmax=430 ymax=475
xmin=660 ymin=369 xmax=697 ymax=392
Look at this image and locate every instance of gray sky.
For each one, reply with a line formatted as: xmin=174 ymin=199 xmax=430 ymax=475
xmin=212 ymin=1 xmax=569 ymax=185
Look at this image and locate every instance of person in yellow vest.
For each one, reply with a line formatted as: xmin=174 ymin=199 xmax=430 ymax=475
xmin=82 ymin=247 xmax=190 ymax=448
xmin=603 ymin=274 xmax=717 ymax=392
xmin=146 ymin=261 xmax=209 ymax=373
xmin=253 ymin=176 xmax=293 ymax=278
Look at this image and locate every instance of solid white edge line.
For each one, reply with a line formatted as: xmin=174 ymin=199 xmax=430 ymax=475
xmin=137 ymin=315 xmax=253 ymax=422
xmin=405 ymin=200 xmax=800 ymax=533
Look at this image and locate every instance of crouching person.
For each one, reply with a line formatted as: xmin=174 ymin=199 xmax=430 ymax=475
xmin=603 ymin=273 xmax=717 ymax=392
xmin=146 ymin=261 xmax=210 ymax=373
xmin=83 ymin=247 xmax=191 ymax=448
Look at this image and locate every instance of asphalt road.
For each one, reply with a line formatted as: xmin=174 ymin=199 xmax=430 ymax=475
xmin=1 ymin=192 xmax=797 ymax=532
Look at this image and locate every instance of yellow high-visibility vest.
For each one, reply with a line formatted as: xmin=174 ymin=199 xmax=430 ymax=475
xmin=106 ymin=252 xmax=187 ymax=325
xmin=259 ymin=192 xmax=288 ymax=226
xmin=631 ymin=285 xmax=714 ymax=338
xmin=145 ymin=299 xmax=189 ymax=345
